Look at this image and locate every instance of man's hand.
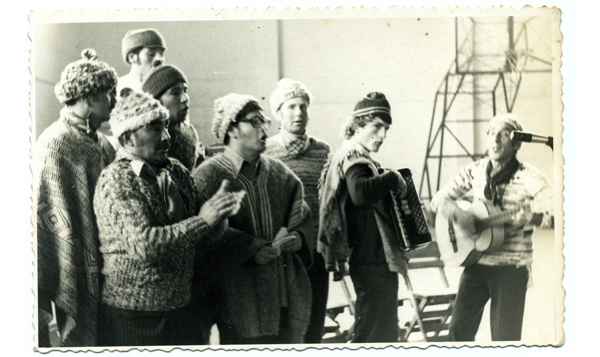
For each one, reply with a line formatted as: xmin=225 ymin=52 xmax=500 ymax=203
xmin=254 ymin=246 xmax=279 ymax=265
xmin=277 ymin=232 xmax=302 ymax=253
xmin=199 ymin=180 xmax=238 ymax=227
xmin=515 ymin=206 xmax=534 ymax=226
xmin=393 ymin=170 xmax=408 ymax=198
xmin=333 ymin=260 xmax=348 ymax=282
xmin=453 ymin=209 xmax=477 ymax=237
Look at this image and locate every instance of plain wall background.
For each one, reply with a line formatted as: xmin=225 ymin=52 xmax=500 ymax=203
xmin=31 ymin=17 xmax=554 ymax=192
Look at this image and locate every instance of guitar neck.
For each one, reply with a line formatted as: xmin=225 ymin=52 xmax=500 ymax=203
xmin=475 ymin=205 xmax=523 ymax=231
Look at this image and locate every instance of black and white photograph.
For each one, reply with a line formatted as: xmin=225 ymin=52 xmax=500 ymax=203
xmin=12 ymin=1 xmax=586 ymax=355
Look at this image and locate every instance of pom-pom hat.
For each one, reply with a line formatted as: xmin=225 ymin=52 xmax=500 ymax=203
xmin=212 ymin=93 xmax=261 ymax=143
xmin=269 ymin=78 xmax=312 ymax=117
xmin=142 ymin=64 xmax=187 ymax=99
xmin=109 ymin=91 xmax=169 ymax=139
xmin=353 ymin=92 xmax=392 ymax=125
xmin=121 ymin=28 xmax=167 ymax=64
xmin=54 ymin=49 xmax=118 ymax=104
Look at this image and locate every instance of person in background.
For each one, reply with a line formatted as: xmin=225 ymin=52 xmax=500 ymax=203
xmin=93 ymin=91 xmax=238 ymax=346
xmin=117 ymin=28 xmax=166 ymax=97
xmin=34 ymin=49 xmax=117 ymax=347
xmin=192 ymin=93 xmax=314 ymax=344
xmin=264 ymin=78 xmax=331 ymax=343
xmin=430 ymin=114 xmax=553 ymax=341
xmin=142 ymin=64 xmax=204 ymax=170
xmin=318 ymin=92 xmax=408 ymax=343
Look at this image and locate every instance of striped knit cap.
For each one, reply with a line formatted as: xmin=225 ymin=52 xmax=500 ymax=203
xmin=109 ymin=91 xmax=169 ymax=139
xmin=121 ymin=28 xmax=167 ymax=64
xmin=212 ymin=93 xmax=261 ymax=143
xmin=353 ymin=92 xmax=392 ymax=125
xmin=142 ymin=64 xmax=187 ymax=99
xmin=269 ymin=78 xmax=312 ymax=117
xmin=54 ymin=49 xmax=118 ymax=104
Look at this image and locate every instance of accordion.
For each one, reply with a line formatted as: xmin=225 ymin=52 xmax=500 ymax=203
xmin=387 ymin=168 xmax=432 ymax=251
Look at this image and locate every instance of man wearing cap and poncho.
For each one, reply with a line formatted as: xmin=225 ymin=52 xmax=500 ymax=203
xmin=142 ymin=64 xmax=203 ymax=171
xmin=93 ymin=91 xmax=238 ymax=346
xmin=264 ymin=78 xmax=331 ymax=343
xmin=33 ymin=49 xmax=118 ymax=347
xmin=430 ymin=114 xmax=554 ymax=341
xmin=318 ymin=92 xmax=408 ymax=343
xmin=117 ymin=28 xmax=167 ymax=97
xmin=191 ymin=93 xmax=314 ymax=344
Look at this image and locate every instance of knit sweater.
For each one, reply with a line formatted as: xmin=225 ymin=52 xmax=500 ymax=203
xmin=34 ymin=113 xmax=116 ymax=346
xmin=168 ymin=119 xmax=202 ymax=171
xmin=93 ymin=149 xmax=223 ymax=311
xmin=265 ymin=132 xmax=331 ymax=233
xmin=192 ymin=150 xmax=313 ymax=342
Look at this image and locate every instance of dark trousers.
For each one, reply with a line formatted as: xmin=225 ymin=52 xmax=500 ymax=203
xmin=349 ymin=264 xmax=399 ymax=343
xmin=98 ymin=304 xmax=192 ymax=346
xmin=216 ymin=308 xmax=290 ymax=345
xmin=449 ymin=264 xmax=529 ymax=342
xmin=304 ymin=253 xmax=330 ymax=343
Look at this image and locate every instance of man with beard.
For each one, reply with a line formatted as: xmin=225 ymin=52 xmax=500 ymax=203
xmin=34 ymin=49 xmax=118 ymax=347
xmin=192 ymin=93 xmax=314 ymax=344
xmin=430 ymin=114 xmax=553 ymax=341
xmin=117 ymin=28 xmax=166 ymax=97
xmin=142 ymin=64 xmax=203 ymax=170
xmin=264 ymin=78 xmax=331 ymax=343
xmin=93 ymin=91 xmax=239 ymax=346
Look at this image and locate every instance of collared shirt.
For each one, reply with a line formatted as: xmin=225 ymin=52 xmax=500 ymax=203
xmin=223 ymin=146 xmax=260 ymax=180
xmin=117 ymin=148 xmax=188 ymax=223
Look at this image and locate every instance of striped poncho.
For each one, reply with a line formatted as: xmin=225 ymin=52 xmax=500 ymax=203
xmin=191 ymin=150 xmax=314 ymax=342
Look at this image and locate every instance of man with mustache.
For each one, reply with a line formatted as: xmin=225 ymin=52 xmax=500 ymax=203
xmin=264 ymin=78 xmax=331 ymax=343
xmin=117 ymin=28 xmax=167 ymax=97
xmin=318 ymin=92 xmax=408 ymax=343
xmin=93 ymin=91 xmax=238 ymax=346
xmin=192 ymin=93 xmax=314 ymax=344
xmin=142 ymin=64 xmax=203 ymax=170
xmin=430 ymin=114 xmax=553 ymax=341
xmin=34 ymin=49 xmax=118 ymax=347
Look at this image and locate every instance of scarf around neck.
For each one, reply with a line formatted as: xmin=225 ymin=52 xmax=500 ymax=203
xmin=484 ymin=156 xmax=520 ymax=206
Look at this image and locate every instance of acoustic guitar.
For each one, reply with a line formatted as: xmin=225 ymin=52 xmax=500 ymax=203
xmin=435 ymin=200 xmax=530 ymax=267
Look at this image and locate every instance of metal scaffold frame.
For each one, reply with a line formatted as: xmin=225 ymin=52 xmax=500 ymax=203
xmin=419 ymin=16 xmax=552 ymax=201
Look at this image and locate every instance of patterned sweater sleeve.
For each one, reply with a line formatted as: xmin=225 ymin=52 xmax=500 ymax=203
xmin=430 ymin=161 xmax=476 ymax=213
xmin=94 ymin=166 xmax=212 ymax=263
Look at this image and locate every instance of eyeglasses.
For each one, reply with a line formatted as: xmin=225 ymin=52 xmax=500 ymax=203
xmin=237 ymin=116 xmax=271 ymax=130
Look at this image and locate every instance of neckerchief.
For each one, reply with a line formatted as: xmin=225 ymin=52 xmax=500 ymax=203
xmin=60 ymin=107 xmax=99 ymax=142
xmin=484 ymin=156 xmax=520 ymax=206
xmin=280 ymin=129 xmax=308 ymax=157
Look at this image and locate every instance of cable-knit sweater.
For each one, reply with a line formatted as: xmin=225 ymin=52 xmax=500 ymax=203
xmin=93 ymin=152 xmax=223 ymax=311
xmin=191 ymin=151 xmax=314 ymax=342
xmin=34 ymin=114 xmax=115 ymax=347
xmin=265 ymin=133 xmax=331 ymax=233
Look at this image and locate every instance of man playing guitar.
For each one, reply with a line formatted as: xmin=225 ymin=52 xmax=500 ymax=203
xmin=430 ymin=114 xmax=553 ymax=341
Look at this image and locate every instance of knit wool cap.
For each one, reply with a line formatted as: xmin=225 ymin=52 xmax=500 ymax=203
xmin=121 ymin=28 xmax=167 ymax=64
xmin=54 ymin=49 xmax=118 ymax=104
xmin=488 ymin=113 xmax=524 ymax=133
xmin=269 ymin=78 xmax=312 ymax=117
xmin=212 ymin=93 xmax=261 ymax=143
xmin=109 ymin=91 xmax=169 ymax=139
xmin=353 ymin=92 xmax=392 ymax=125
xmin=142 ymin=64 xmax=187 ymax=99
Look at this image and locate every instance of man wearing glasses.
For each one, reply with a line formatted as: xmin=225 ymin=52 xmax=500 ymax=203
xmin=191 ymin=93 xmax=314 ymax=344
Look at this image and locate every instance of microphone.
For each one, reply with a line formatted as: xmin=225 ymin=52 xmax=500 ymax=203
xmin=510 ymin=131 xmax=553 ymax=149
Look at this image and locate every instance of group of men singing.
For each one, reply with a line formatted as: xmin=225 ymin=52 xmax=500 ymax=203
xmin=34 ymin=28 xmax=554 ymax=348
